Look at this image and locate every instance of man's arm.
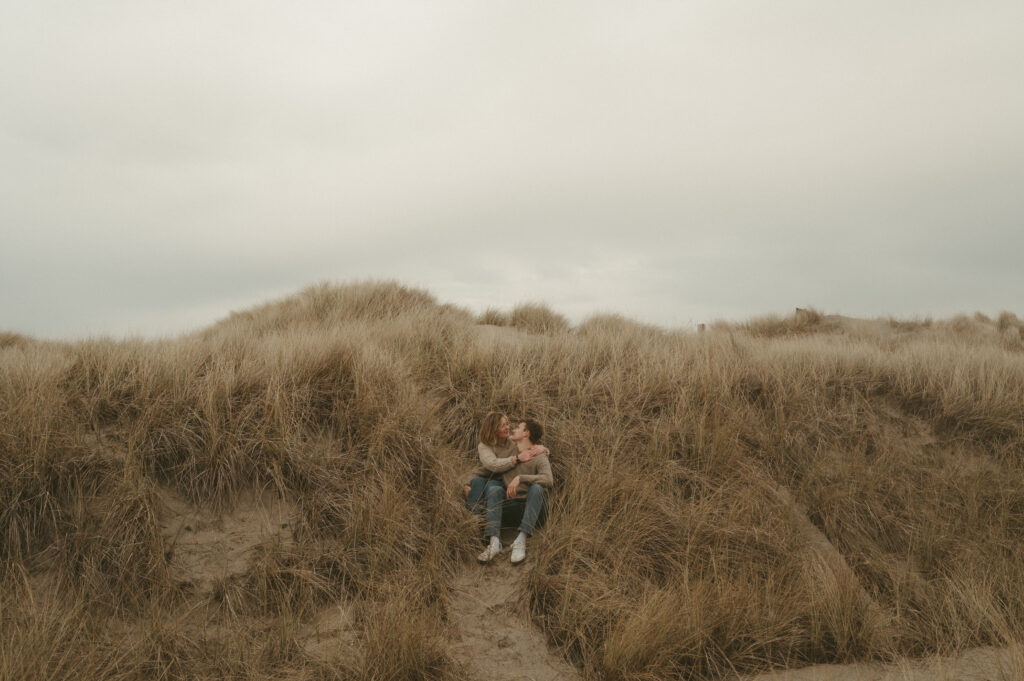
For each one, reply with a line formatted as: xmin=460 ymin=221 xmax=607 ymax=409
xmin=516 ymin=455 xmax=553 ymax=488
xmin=478 ymin=442 xmax=518 ymax=473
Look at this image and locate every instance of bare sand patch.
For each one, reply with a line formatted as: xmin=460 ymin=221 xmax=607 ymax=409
xmin=157 ymin=487 xmax=296 ymax=594
xmin=301 ymin=601 xmax=357 ymax=664
xmin=450 ymin=556 xmax=580 ymax=681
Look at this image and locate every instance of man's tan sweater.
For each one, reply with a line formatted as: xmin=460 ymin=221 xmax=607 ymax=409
xmin=502 ymin=452 xmax=553 ymax=500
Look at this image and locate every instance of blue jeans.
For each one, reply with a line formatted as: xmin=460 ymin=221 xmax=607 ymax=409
xmin=509 ymin=483 xmax=548 ymax=536
xmin=466 ymin=476 xmax=506 ymax=537
xmin=466 ymin=476 xmax=548 ymax=537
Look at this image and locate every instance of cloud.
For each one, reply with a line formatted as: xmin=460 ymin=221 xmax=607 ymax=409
xmin=1 ymin=2 xmax=1022 ymax=337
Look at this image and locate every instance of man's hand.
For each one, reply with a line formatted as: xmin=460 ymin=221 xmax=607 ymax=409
xmin=506 ymin=476 xmax=521 ymax=499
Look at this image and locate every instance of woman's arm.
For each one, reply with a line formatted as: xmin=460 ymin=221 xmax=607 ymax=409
xmin=515 ymin=444 xmax=548 ymax=463
xmin=477 ymin=442 xmax=518 ymax=473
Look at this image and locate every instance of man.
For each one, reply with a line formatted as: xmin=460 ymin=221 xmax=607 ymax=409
xmin=476 ymin=418 xmax=553 ymax=565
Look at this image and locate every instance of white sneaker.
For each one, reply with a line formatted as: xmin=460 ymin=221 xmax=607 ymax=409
xmin=510 ymin=541 xmax=526 ymax=565
xmin=477 ymin=542 xmax=502 ymax=564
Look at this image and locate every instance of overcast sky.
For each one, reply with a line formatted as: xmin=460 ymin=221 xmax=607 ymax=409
xmin=2 ymin=1 xmax=1022 ymax=339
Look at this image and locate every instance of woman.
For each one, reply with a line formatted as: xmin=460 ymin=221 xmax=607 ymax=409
xmin=465 ymin=412 xmax=550 ymax=564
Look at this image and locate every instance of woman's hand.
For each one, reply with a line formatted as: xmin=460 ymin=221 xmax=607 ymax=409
xmin=506 ymin=476 xmax=521 ymax=499
xmin=516 ymin=445 xmax=548 ymax=463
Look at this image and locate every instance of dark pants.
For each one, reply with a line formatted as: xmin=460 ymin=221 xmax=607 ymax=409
xmin=466 ymin=476 xmax=548 ymax=538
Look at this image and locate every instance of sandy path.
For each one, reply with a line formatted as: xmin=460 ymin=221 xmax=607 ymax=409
xmin=449 ymin=553 xmax=580 ymax=681
xmin=747 ymin=646 xmax=1018 ymax=681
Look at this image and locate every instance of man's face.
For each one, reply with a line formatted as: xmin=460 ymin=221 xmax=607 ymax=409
xmin=511 ymin=422 xmax=529 ymax=441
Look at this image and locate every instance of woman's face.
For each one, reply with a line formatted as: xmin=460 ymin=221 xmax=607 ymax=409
xmin=497 ymin=417 xmax=510 ymax=440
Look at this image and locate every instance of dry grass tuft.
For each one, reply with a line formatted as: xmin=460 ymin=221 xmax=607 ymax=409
xmin=510 ymin=303 xmax=570 ymax=334
xmin=476 ymin=308 xmax=510 ymax=326
xmin=742 ymin=307 xmax=825 ymax=338
xmin=475 ymin=303 xmax=569 ymax=334
xmin=0 ymin=332 xmax=30 ymax=350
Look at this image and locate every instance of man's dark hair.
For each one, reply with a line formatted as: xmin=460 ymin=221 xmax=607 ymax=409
xmin=521 ymin=419 xmax=543 ymax=444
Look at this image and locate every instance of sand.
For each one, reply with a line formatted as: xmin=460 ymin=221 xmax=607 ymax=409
xmin=157 ymin=486 xmax=296 ymax=595
xmin=449 ymin=545 xmax=581 ymax=681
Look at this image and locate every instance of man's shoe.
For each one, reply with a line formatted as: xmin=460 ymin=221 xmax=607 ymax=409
xmin=477 ymin=542 xmax=502 ymax=564
xmin=510 ymin=541 xmax=526 ymax=565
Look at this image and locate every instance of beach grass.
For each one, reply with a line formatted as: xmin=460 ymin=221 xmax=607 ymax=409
xmin=2 ymin=281 xmax=1023 ymax=679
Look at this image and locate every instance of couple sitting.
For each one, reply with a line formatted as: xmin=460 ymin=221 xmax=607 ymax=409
xmin=464 ymin=412 xmax=552 ymax=565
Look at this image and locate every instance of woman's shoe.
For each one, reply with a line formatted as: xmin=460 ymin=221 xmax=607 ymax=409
xmin=477 ymin=542 xmax=502 ymax=564
xmin=510 ymin=541 xmax=526 ymax=565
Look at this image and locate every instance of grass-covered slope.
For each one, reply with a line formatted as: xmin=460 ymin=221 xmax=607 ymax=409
xmin=2 ymin=281 xmax=1024 ymax=680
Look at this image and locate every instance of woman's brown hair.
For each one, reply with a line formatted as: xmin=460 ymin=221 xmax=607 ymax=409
xmin=479 ymin=411 xmax=508 ymax=446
